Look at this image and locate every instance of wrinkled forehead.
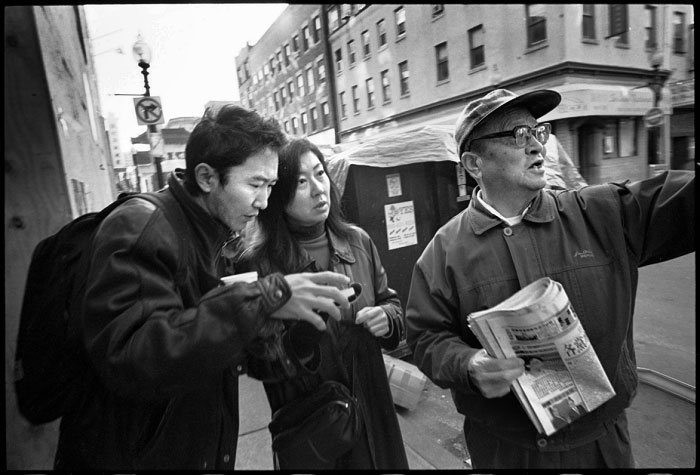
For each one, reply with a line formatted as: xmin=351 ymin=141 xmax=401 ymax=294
xmin=475 ymin=105 xmax=537 ymax=136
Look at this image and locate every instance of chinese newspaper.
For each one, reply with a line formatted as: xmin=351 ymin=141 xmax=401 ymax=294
xmin=466 ymin=277 xmax=615 ymax=435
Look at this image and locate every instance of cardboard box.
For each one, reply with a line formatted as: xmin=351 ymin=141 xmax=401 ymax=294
xmin=383 ymin=354 xmax=427 ymax=411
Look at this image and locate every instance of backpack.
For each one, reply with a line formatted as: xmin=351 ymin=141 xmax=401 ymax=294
xmin=13 ymin=191 xmax=179 ymax=424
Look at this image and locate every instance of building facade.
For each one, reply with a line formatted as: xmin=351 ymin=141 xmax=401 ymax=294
xmin=235 ymin=4 xmax=337 ymax=145
xmin=5 ymin=5 xmax=117 ymax=470
xmin=237 ymin=4 xmax=694 ymax=184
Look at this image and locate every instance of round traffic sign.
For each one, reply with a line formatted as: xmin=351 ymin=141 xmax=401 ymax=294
xmin=135 ymin=96 xmax=163 ymax=125
xmin=643 ymin=107 xmax=664 ymax=127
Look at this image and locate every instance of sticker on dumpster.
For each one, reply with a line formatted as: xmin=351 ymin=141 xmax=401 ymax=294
xmin=386 ymin=173 xmax=402 ymax=197
xmin=385 ymin=200 xmax=417 ymax=250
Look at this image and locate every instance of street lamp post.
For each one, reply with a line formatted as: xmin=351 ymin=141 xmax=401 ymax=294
xmin=132 ymin=35 xmax=164 ymax=190
xmin=647 ymin=52 xmax=667 ymax=166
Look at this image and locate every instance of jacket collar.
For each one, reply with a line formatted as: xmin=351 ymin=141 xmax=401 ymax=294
xmin=168 ymin=170 xmax=232 ymax=248
xmin=468 ymin=186 xmax=556 ymax=235
xmin=297 ymin=225 xmax=356 ymax=271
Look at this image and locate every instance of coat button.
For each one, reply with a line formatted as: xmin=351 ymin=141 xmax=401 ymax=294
xmin=503 ymin=227 xmax=513 ymax=236
xmin=236 ymin=365 xmax=243 ymax=372
xmin=537 ymin=437 xmax=547 ymax=447
xmin=223 ymin=454 xmax=230 ymax=463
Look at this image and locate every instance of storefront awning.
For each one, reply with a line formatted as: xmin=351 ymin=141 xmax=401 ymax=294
xmin=539 ymin=83 xmax=668 ymax=122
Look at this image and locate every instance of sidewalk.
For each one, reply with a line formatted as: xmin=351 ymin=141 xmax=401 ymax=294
xmin=234 ymin=374 xmax=467 ymax=470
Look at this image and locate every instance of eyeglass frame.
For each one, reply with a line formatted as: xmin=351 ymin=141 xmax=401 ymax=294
xmin=466 ymin=122 xmax=552 ymax=152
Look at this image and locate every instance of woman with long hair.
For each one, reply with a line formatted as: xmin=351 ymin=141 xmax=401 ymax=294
xmin=238 ymin=138 xmax=408 ymax=470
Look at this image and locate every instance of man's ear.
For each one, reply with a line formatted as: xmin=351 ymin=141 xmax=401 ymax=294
xmin=461 ymin=151 xmax=482 ymax=182
xmin=193 ymin=163 xmax=218 ymax=193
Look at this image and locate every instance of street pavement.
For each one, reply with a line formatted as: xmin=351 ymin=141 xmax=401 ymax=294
xmin=236 ymin=254 xmax=695 ymax=470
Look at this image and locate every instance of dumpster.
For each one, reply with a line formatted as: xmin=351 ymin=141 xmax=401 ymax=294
xmin=327 ymin=125 xmax=473 ymax=357
xmin=327 ymin=126 xmax=473 ymax=305
xmin=326 ymin=126 xmax=585 ymax=358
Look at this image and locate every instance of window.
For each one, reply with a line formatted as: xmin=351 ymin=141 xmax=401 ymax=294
xmin=280 ymin=86 xmax=287 ymax=106
xmin=377 ymin=19 xmax=387 ymax=48
xmin=302 ymin=26 xmax=311 ymax=51
xmin=301 ymin=112 xmax=308 ymax=134
xmin=398 ymin=60 xmax=409 ymax=96
xmin=273 ymin=91 xmax=280 ymax=111
xmin=297 ymin=73 xmax=305 ymax=97
xmin=287 ymin=79 xmax=295 ymax=99
xmin=322 ymin=101 xmax=330 ymax=126
xmin=352 ymin=85 xmax=360 ymax=113
xmin=348 ymin=40 xmax=356 ymax=66
xmin=329 ymin=6 xmax=340 ymax=31
xmin=361 ymin=30 xmax=371 ymax=58
xmin=608 ymin=4 xmax=628 ymax=45
xmin=310 ymin=106 xmax=318 ymax=130
xmin=317 ymin=58 xmax=326 ymax=84
xmin=526 ymin=4 xmax=547 ymax=46
xmin=395 ymin=7 xmax=406 ymax=38
xmin=432 ymin=4 xmax=444 ymax=18
xmin=284 ymin=120 xmax=290 ymax=134
xmin=602 ymin=118 xmax=637 ymax=158
xmin=469 ymin=25 xmax=485 ymax=69
xmin=284 ymin=43 xmax=291 ymax=66
xmin=435 ymin=42 xmax=449 ymax=82
xmin=306 ymin=66 xmax=315 ymax=93
xmin=335 ymin=48 xmax=343 ymax=72
xmin=366 ymin=78 xmax=375 ymax=108
xmin=380 ymin=69 xmax=391 ymax=103
xmin=276 ymin=51 xmax=283 ymax=72
xmin=291 ymin=116 xmax=299 ymax=135
xmin=644 ymin=5 xmax=657 ymax=49
xmin=582 ymin=4 xmax=596 ymax=40
xmin=292 ymin=34 xmax=300 ymax=53
xmin=312 ymin=16 xmax=321 ymax=43
xmin=673 ymin=12 xmax=686 ymax=53
xmin=339 ymin=91 xmax=347 ymax=118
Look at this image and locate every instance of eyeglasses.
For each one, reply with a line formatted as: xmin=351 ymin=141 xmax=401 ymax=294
xmin=469 ymin=123 xmax=551 ymax=149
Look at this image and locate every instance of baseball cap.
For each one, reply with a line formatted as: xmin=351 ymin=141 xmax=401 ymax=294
xmin=455 ymin=88 xmax=561 ymax=156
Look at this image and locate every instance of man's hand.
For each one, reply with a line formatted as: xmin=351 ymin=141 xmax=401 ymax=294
xmin=355 ymin=306 xmax=389 ymax=337
xmin=467 ymin=349 xmax=525 ymax=398
xmin=271 ymin=271 xmax=352 ymax=331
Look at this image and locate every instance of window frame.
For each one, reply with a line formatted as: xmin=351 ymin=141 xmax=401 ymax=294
xmin=435 ymin=42 xmax=450 ymax=82
xmin=468 ymin=25 xmax=485 ymax=69
xmin=398 ymin=60 xmax=410 ymax=96
xmin=395 ymin=7 xmax=406 ymax=38
xmin=526 ymin=4 xmax=548 ymax=47
xmin=366 ymin=77 xmax=375 ymax=109
xmin=380 ymin=69 xmax=391 ymax=103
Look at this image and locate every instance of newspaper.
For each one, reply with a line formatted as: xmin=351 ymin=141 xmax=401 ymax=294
xmin=466 ymin=277 xmax=615 ymax=436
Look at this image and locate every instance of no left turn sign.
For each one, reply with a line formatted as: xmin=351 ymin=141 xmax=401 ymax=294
xmin=134 ymin=96 xmax=164 ymax=125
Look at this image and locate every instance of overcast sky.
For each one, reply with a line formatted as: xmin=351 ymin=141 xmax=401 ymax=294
xmin=85 ymin=3 xmax=288 ymax=153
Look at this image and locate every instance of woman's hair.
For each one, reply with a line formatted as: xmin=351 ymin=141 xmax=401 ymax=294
xmin=241 ymin=138 xmax=353 ymax=274
xmin=183 ymin=105 xmax=287 ymax=195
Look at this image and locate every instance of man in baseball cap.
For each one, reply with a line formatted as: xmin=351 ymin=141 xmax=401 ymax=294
xmin=454 ymin=88 xmax=560 ymax=158
xmin=406 ymin=88 xmax=694 ymax=469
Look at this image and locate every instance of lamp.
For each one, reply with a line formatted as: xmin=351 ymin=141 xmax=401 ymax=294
xmin=132 ymin=34 xmax=153 ymax=97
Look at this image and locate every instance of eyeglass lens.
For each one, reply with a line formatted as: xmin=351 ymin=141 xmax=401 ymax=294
xmin=515 ymin=124 xmax=550 ymax=146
